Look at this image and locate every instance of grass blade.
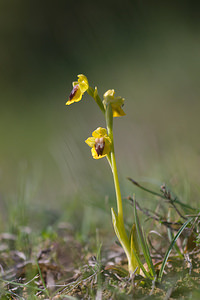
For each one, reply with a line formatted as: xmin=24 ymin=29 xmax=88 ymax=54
xmin=158 ymin=217 xmax=193 ymax=282
xmin=36 ymin=260 xmax=50 ymax=298
xmin=167 ymin=227 xmax=183 ymax=258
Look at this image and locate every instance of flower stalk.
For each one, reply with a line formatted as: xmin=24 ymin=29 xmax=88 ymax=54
xmin=105 ymin=103 xmax=123 ymax=222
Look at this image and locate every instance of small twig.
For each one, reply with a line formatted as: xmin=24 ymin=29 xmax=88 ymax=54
xmin=127 ymin=196 xmax=161 ymax=222
xmin=160 ymin=184 xmax=187 ymax=220
xmin=170 ymin=201 xmax=187 ymax=220
xmin=188 ymin=247 xmax=200 ymax=255
xmin=185 ymin=214 xmax=200 ymax=218
xmin=184 ymin=253 xmax=192 ymax=275
xmin=1 ymin=260 xmax=33 ymax=280
xmin=23 ymin=274 xmax=40 ymax=286
xmin=128 ymin=196 xmax=185 ymax=233
xmin=127 ymin=177 xmax=196 ymax=211
xmin=58 ymin=270 xmax=99 ymax=295
xmin=0 ymin=278 xmax=45 ymax=293
xmin=7 ymin=290 xmax=25 ymax=300
xmin=190 ymin=212 xmax=200 ymax=231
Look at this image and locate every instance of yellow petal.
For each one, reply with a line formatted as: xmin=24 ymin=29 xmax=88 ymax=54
xmin=92 ymin=127 xmax=108 ymax=138
xmin=78 ymin=74 xmax=89 ymax=93
xmin=85 ymin=137 xmax=95 ymax=147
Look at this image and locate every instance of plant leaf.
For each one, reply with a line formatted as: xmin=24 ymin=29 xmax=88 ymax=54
xmin=158 ymin=217 xmax=193 ymax=282
xmin=134 ymin=199 xmax=156 ymax=279
xmin=130 ymin=224 xmax=140 ymax=274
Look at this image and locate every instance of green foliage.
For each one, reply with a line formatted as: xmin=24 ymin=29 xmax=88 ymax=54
xmin=158 ymin=217 xmax=193 ymax=282
xmin=133 ymin=198 xmax=156 ymax=279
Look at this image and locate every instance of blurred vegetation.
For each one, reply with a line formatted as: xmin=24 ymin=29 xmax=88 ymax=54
xmin=0 ymin=0 xmax=200 ymax=235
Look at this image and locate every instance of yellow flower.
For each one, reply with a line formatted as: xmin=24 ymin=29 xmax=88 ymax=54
xmin=103 ymin=89 xmax=126 ymax=117
xmin=85 ymin=127 xmax=112 ymax=159
xmin=66 ymin=74 xmax=89 ymax=105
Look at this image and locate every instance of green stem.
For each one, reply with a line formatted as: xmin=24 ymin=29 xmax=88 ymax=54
xmin=110 ymin=147 xmax=124 ymax=224
xmin=105 ymin=103 xmax=123 ymax=223
xmin=109 ymin=143 xmax=138 ymax=274
xmin=105 ymin=103 xmax=139 ymax=275
xmin=110 ymin=144 xmax=138 ymax=274
xmin=87 ymin=87 xmax=105 ymax=114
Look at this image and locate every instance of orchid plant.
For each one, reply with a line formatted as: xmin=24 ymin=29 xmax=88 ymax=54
xmin=66 ymin=74 xmax=139 ymax=275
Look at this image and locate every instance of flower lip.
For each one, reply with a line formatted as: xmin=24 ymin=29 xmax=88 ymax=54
xmin=69 ymin=84 xmax=79 ymax=100
xmin=95 ymin=137 xmax=105 ymax=156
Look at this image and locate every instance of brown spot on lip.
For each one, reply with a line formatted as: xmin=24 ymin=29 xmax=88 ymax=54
xmin=95 ymin=138 xmax=105 ymax=156
xmin=69 ymin=84 xmax=79 ymax=100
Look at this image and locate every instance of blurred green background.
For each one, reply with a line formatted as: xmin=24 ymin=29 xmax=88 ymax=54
xmin=0 ymin=1 xmax=200 ymax=235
